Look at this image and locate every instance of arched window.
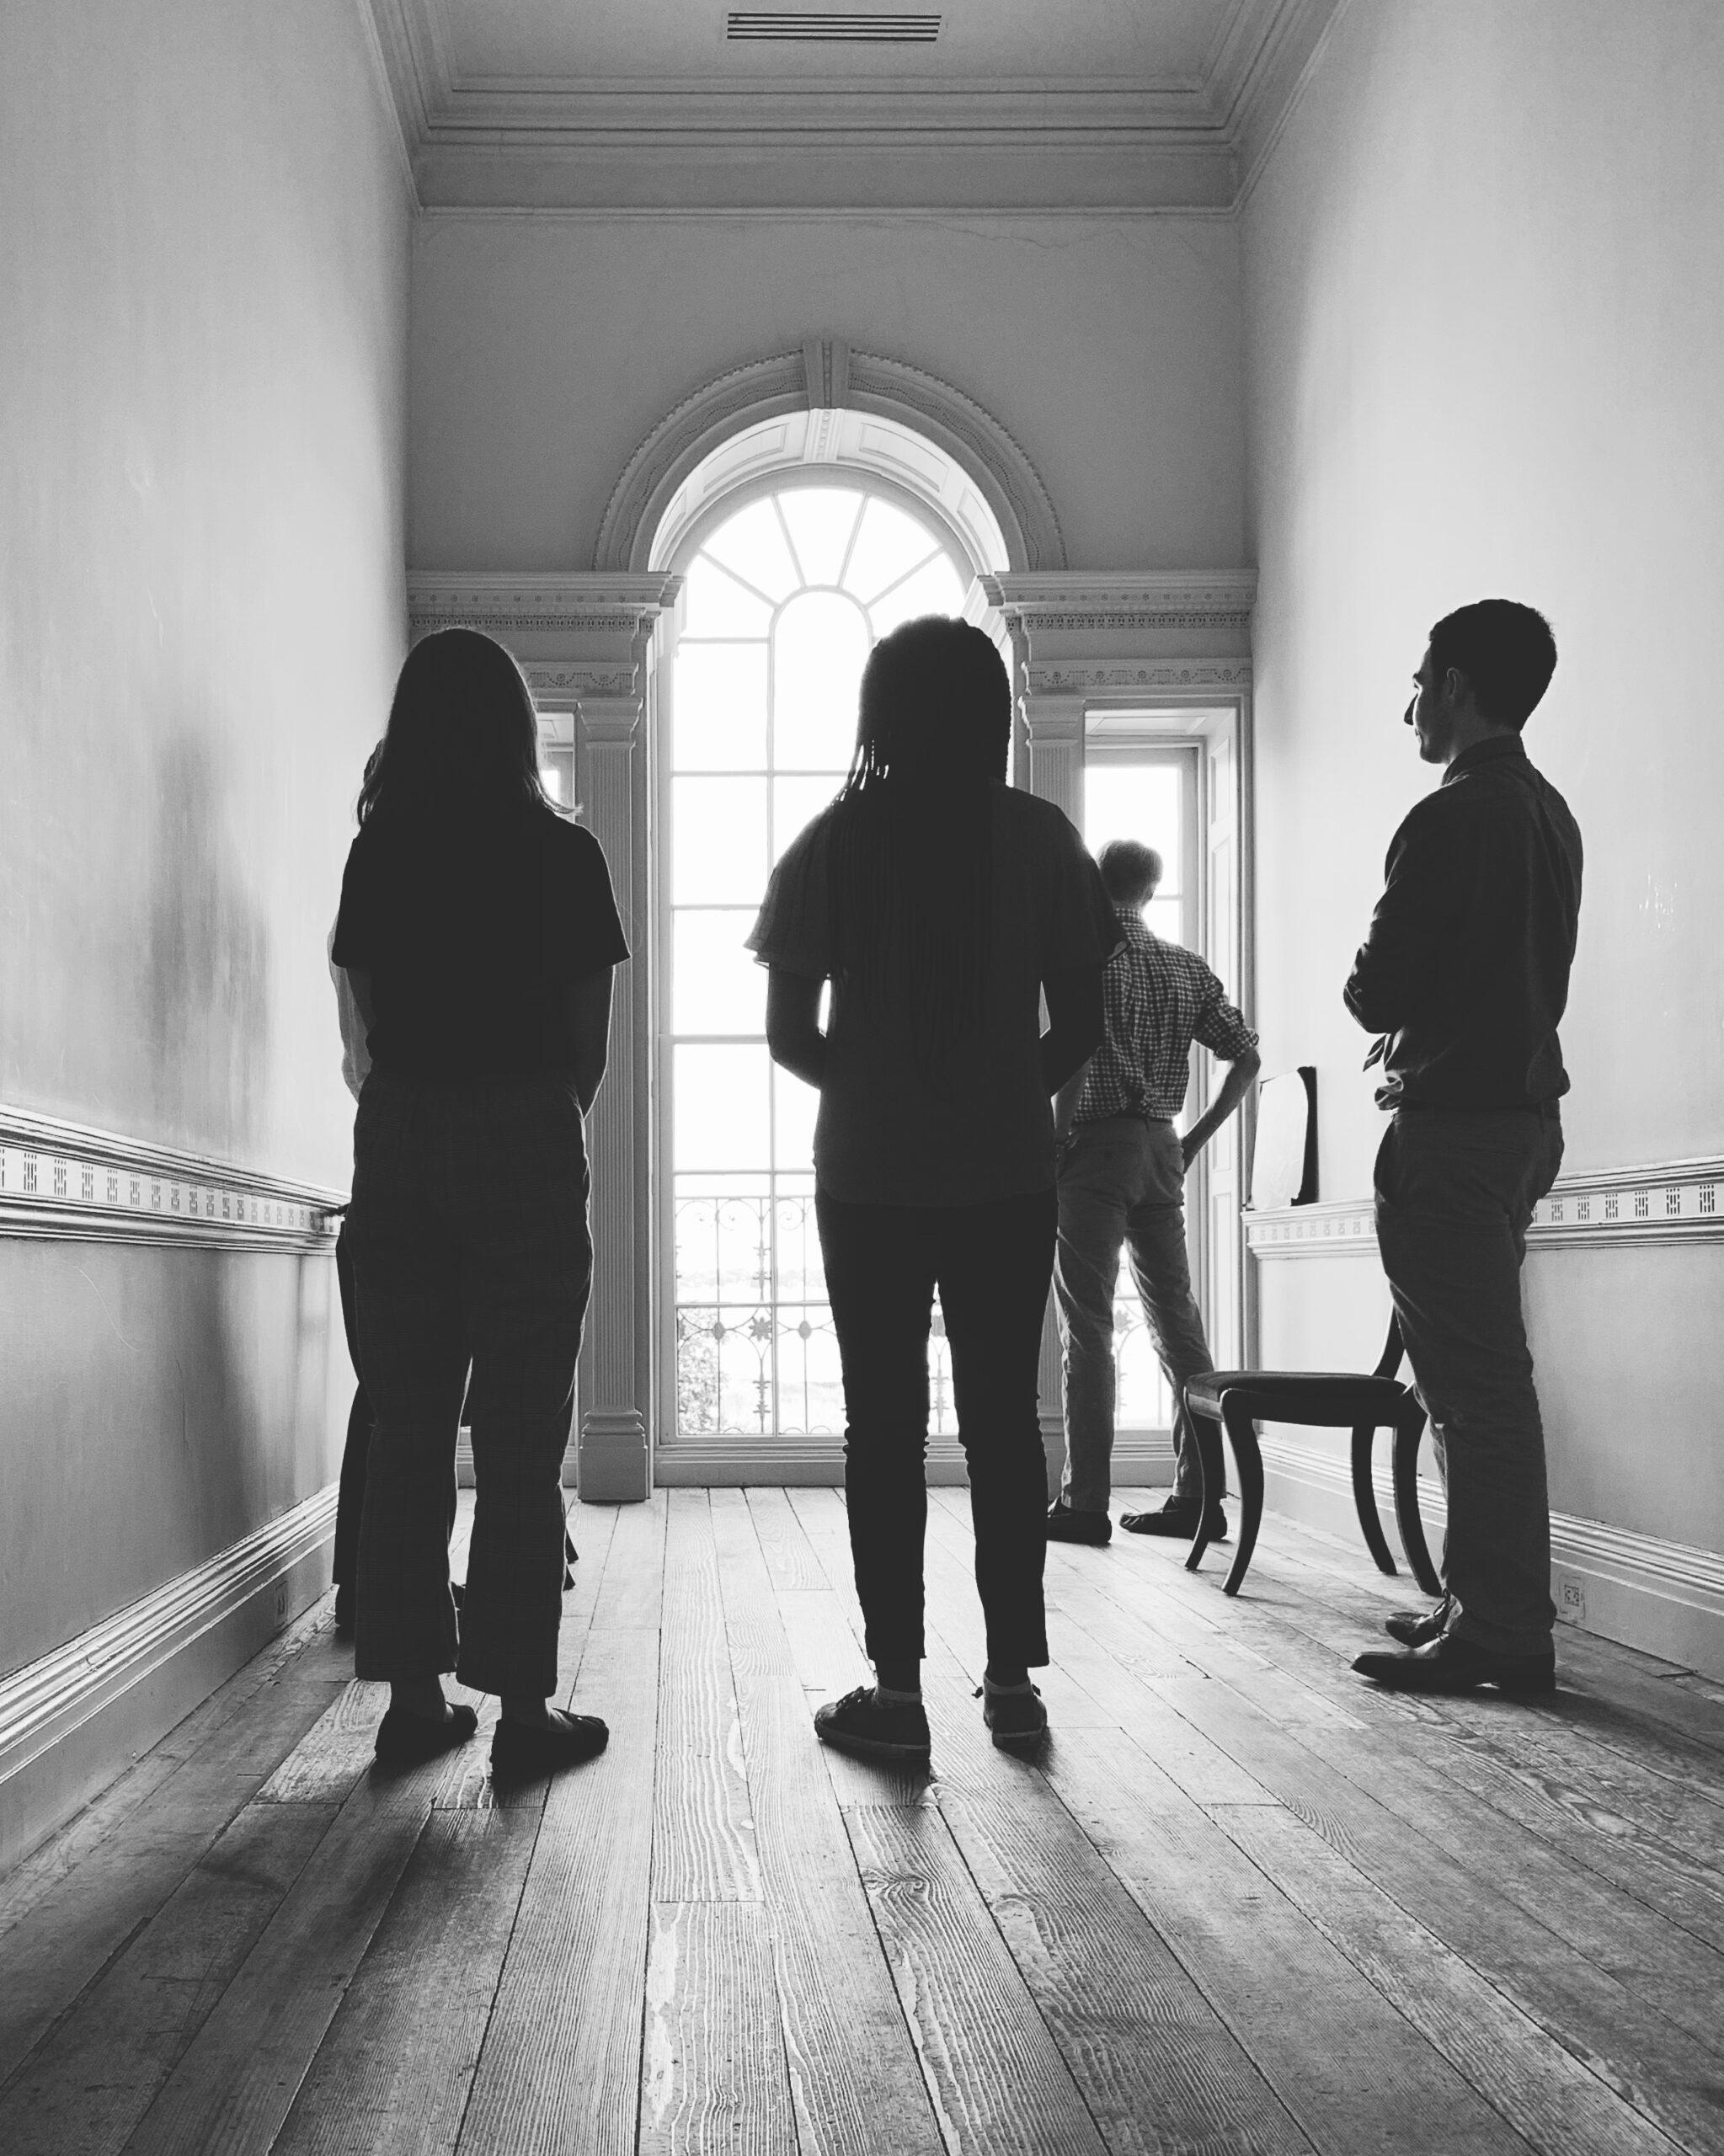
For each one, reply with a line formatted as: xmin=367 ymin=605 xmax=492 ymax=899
xmin=665 ymin=483 xmax=971 ymax=1448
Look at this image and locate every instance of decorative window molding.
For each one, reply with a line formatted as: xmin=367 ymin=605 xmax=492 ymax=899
xmin=592 ymin=343 xmax=1060 ymax=577
xmin=1248 ymin=1154 xmax=1724 ymax=1258
xmin=0 ymin=1106 xmax=342 ymax=1253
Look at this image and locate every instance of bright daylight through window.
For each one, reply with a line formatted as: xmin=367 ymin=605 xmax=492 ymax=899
xmin=669 ymin=485 xmax=967 ymax=1442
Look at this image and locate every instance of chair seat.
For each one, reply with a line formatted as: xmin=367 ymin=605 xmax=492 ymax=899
xmin=1187 ymin=1369 xmax=1411 ymax=1420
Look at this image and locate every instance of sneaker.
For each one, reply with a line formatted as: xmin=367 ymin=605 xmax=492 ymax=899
xmin=1119 ymin=1498 xmax=1229 ymax=1541
xmin=979 ymin=1682 xmax=1048 ymax=1755
xmin=490 ymin=1708 xmax=610 ymax=1780
xmin=1045 ymin=1501 xmax=1112 ymax=1546
xmin=814 ymin=1685 xmax=932 ymax=1765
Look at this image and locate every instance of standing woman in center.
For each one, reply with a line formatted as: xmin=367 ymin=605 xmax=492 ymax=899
xmin=750 ymin=616 xmax=1118 ymax=1762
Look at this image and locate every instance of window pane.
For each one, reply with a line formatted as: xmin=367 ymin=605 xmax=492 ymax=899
xmin=867 ymin=553 xmax=968 ymax=640
xmin=674 ymin=645 xmax=768 ymax=771
xmin=841 ymin=494 xmax=941 ymax=603
xmin=675 ymin=1043 xmax=771 ymax=1172
xmin=673 ymin=910 xmax=765 ymax=1035
xmin=1082 ymin=762 xmax=1183 ymax=894
xmin=775 ymin=590 xmax=870 ymax=771
xmin=1145 ymin=895 xmax=1185 ymax=947
xmin=683 ymin=553 xmax=774 ymax=638
xmin=778 ymin=488 xmax=865 ymax=586
xmin=672 ymin=776 xmax=768 ymax=904
xmin=703 ymin=496 xmax=802 ymax=603
xmin=773 ymin=775 xmax=841 ymax=862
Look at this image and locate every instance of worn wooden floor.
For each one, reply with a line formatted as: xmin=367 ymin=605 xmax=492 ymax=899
xmin=4 ymin=1487 xmax=1724 ymax=2156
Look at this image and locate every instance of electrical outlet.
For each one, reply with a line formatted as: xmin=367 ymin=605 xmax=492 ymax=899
xmin=1556 ymin=1573 xmax=1586 ymax=1627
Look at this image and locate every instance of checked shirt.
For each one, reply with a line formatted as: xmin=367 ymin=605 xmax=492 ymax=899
xmin=1072 ymin=909 xmax=1257 ymax=1124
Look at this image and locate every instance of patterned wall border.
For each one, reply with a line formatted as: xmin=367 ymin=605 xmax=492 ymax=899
xmin=1248 ymin=1154 xmax=1724 ymax=1258
xmin=0 ymin=1105 xmax=343 ymax=1253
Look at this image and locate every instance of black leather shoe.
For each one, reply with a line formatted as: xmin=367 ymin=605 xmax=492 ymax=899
xmin=1352 ymin=1633 xmax=1555 ymax=1694
xmin=491 ymin=1708 xmax=610 ymax=1780
xmin=374 ymin=1701 xmax=478 ymax=1764
xmin=1119 ymin=1499 xmax=1229 ymax=1542
xmin=1046 ymin=1501 xmax=1111 ymax=1546
xmin=1385 ymin=1601 xmax=1449 ymax=1647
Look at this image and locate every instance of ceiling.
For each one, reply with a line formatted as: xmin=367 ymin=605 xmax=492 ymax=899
xmin=362 ymin=0 xmax=1341 ymax=211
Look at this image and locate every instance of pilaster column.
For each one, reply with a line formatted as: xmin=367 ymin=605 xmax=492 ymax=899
xmin=408 ymin=573 xmax=679 ymax=1500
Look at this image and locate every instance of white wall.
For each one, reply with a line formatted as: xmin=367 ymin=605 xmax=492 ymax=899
xmin=0 ymin=0 xmax=408 ymax=1761
xmin=408 ymin=211 xmax=1245 ymax=572
xmin=1243 ymin=1 xmax=1724 ymax=1616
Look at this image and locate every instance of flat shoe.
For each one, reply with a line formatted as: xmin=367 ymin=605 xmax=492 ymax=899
xmin=1045 ymin=1502 xmax=1111 ymax=1546
xmin=1353 ymin=1634 xmax=1555 ymax=1694
xmin=1120 ymin=1502 xmax=1229 ymax=1542
xmin=374 ymin=1702 xmax=478 ymax=1764
xmin=490 ymin=1709 xmax=610 ymax=1780
xmin=814 ymin=1685 xmax=931 ymax=1765
xmin=1385 ymin=1604 xmax=1447 ymax=1647
xmin=979 ymin=1683 xmax=1047 ymax=1755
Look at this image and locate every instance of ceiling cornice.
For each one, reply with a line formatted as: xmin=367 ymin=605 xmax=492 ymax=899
xmin=363 ymin=0 xmax=1341 ymax=214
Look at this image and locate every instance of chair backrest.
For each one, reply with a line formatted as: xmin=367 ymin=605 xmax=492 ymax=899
xmin=1250 ymin=1066 xmax=1317 ymax=1208
xmin=1372 ymin=1309 xmax=1406 ymax=1381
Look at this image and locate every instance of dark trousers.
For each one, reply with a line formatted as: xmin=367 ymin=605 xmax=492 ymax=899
xmin=348 ymin=1070 xmax=592 ymax=1698
xmin=331 ymin=1224 xmax=376 ymax=1591
xmin=1374 ymin=1106 xmax=1564 ymax=1657
xmin=816 ymin=1187 xmax=1058 ymax=1674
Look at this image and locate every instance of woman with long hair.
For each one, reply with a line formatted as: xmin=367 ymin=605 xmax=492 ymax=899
xmin=750 ymin=615 xmax=1117 ymax=1762
xmin=333 ymin=627 xmax=627 ymax=1774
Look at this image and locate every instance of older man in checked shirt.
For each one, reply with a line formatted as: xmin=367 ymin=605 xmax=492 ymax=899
xmin=1047 ymin=839 xmax=1260 ymax=1545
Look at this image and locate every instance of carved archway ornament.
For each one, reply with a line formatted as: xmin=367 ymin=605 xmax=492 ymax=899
xmin=595 ymin=339 xmax=1065 ymax=578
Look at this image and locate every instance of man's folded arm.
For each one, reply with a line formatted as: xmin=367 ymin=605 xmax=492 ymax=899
xmin=1343 ymin=822 xmax=1449 ymax=1034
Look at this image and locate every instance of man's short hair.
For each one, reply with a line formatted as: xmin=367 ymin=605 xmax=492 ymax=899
xmin=1428 ymin=600 xmax=1557 ymax=729
xmin=1098 ymin=839 xmax=1163 ymax=905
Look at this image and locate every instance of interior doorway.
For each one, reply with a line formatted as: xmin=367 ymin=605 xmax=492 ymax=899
xmin=1076 ymin=707 xmax=1249 ymax=1457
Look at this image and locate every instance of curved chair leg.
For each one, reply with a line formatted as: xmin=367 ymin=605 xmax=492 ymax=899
xmin=1392 ymin=1407 xmax=1442 ymax=1598
xmin=1184 ymin=1405 xmax=1228 ymax=1574
xmin=1219 ymin=1396 xmax=1264 ymax=1595
xmin=1351 ymin=1422 xmax=1398 ymax=1577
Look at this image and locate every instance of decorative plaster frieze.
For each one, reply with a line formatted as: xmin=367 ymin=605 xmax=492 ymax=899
xmin=1248 ymin=1154 xmax=1724 ymax=1258
xmin=1027 ymin=662 xmax=1254 ymax=692
xmin=0 ymin=1106 xmax=342 ymax=1252
xmin=979 ymin=571 xmax=1258 ymax=626
xmin=407 ymin=573 xmax=681 ymax=641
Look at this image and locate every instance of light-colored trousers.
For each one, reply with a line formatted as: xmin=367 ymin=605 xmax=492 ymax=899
xmin=1054 ymin=1115 xmax=1214 ymax=1513
xmin=1374 ymin=1105 xmax=1564 ymax=1658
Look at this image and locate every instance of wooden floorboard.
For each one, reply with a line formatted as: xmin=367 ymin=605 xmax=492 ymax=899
xmin=4 ymin=1485 xmax=1722 ymax=2156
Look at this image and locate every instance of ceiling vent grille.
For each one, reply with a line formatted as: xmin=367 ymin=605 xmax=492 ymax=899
xmin=726 ymin=12 xmax=941 ymax=42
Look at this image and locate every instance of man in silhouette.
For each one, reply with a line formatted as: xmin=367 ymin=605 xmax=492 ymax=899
xmin=1348 ymin=600 xmax=1582 ymax=1695
xmin=1047 ymin=839 xmax=1259 ymax=1546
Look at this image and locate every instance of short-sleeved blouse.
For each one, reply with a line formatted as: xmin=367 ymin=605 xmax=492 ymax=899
xmin=749 ymin=783 xmax=1118 ymax=1206
xmin=333 ymin=801 xmax=628 ymax=1081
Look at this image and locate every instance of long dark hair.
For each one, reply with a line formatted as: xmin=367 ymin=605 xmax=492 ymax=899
xmin=358 ymin=627 xmax=548 ymax=827
xmin=828 ymin=616 xmax=1011 ymax=1060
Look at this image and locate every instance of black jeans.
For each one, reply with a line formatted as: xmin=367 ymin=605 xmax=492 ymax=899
xmin=348 ymin=1070 xmax=592 ymax=1697
xmin=331 ymin=1223 xmax=375 ymax=1592
xmin=816 ymin=1187 xmax=1058 ymax=1674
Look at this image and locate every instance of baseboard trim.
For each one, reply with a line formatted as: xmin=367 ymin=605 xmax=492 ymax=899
xmin=650 ymin=1437 xmax=1177 ymax=1490
xmin=1257 ymin=1433 xmax=1724 ymax=1678
xmin=0 ymin=1487 xmax=339 ymax=1817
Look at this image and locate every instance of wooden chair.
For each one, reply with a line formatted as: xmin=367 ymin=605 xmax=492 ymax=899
xmin=1179 ymin=1312 xmax=1441 ymax=1598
